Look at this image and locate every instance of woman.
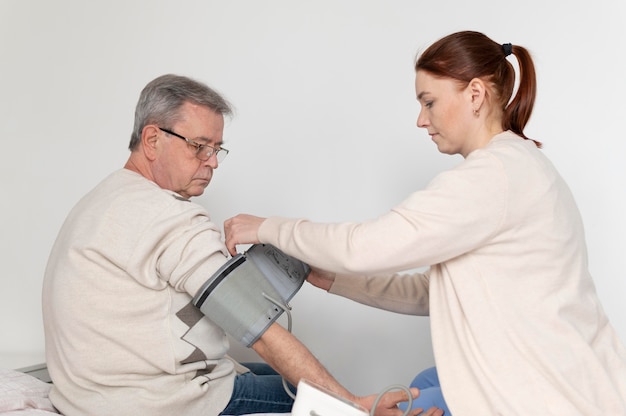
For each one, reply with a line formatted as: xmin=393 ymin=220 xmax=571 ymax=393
xmin=224 ymin=31 xmax=626 ymax=415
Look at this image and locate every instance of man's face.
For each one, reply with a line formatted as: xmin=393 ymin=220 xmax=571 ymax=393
xmin=151 ymin=102 xmax=225 ymax=199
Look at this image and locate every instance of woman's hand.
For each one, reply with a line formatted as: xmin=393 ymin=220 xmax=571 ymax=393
xmin=307 ymin=267 xmax=337 ymax=291
xmin=223 ymin=214 xmax=266 ymax=256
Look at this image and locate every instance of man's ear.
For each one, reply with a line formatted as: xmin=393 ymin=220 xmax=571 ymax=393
xmin=141 ymin=125 xmax=160 ymax=161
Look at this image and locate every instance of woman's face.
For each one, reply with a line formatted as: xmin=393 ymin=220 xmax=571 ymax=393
xmin=415 ymin=70 xmax=475 ymax=157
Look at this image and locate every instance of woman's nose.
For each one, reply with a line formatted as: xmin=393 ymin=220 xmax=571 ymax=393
xmin=417 ymin=109 xmax=428 ymax=128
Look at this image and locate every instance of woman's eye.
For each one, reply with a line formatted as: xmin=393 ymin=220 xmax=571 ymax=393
xmin=425 ymin=101 xmax=433 ymax=108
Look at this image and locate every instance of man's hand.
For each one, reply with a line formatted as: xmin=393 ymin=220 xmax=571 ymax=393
xmin=223 ymin=214 xmax=266 ymax=256
xmin=356 ymin=389 xmax=443 ymax=416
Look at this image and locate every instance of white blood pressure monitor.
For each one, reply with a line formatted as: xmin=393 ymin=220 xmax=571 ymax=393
xmin=193 ymin=244 xmax=310 ymax=347
xmin=292 ymin=379 xmax=369 ymax=416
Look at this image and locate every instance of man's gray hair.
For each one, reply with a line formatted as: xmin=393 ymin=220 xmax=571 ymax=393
xmin=129 ymin=74 xmax=233 ymax=150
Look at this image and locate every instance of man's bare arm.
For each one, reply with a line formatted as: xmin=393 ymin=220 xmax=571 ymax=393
xmin=252 ymin=323 xmax=354 ymax=398
xmin=251 ymin=323 xmax=437 ymax=416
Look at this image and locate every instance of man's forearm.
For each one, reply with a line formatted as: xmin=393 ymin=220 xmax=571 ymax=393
xmin=251 ymin=323 xmax=356 ymax=401
xmin=251 ymin=324 xmax=437 ymax=416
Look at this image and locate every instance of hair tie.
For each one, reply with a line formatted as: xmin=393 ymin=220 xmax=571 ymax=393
xmin=502 ymin=43 xmax=513 ymax=57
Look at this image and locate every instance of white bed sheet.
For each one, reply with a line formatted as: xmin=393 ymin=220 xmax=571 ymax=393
xmin=0 ymin=368 xmax=58 ymax=415
xmin=0 ymin=368 xmax=289 ymax=416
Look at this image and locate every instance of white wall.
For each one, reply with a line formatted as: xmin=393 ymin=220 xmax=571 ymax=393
xmin=1 ymin=0 xmax=624 ymax=396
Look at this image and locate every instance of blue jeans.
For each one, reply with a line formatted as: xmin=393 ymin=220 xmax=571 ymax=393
xmin=398 ymin=367 xmax=451 ymax=415
xmin=219 ymin=363 xmax=295 ymax=415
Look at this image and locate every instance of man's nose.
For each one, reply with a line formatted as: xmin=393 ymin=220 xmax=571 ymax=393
xmin=205 ymin=153 xmax=219 ymax=169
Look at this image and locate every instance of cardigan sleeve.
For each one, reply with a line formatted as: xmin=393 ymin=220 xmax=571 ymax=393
xmin=258 ymin=150 xmax=508 ymax=275
xmin=329 ymin=269 xmax=431 ymax=316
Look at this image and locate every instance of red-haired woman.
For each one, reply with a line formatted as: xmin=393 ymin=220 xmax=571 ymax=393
xmin=225 ymin=31 xmax=626 ymax=415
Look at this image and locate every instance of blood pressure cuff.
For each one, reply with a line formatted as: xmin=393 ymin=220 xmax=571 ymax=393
xmin=192 ymin=244 xmax=311 ymax=347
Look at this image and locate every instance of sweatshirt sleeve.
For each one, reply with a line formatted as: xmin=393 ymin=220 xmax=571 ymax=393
xmin=258 ymin=151 xmax=507 ymax=275
xmin=126 ymin=197 xmax=229 ymax=297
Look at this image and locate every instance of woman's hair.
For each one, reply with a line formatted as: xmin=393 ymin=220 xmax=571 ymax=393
xmin=128 ymin=74 xmax=233 ymax=150
xmin=415 ymin=31 xmax=540 ymax=147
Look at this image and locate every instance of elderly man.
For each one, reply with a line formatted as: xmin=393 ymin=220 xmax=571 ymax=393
xmin=42 ymin=74 xmax=423 ymax=416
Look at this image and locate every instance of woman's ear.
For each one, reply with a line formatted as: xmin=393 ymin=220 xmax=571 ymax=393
xmin=468 ymin=78 xmax=487 ymax=112
xmin=141 ymin=125 xmax=160 ymax=161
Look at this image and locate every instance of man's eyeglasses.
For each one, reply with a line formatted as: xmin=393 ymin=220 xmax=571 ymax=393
xmin=159 ymin=127 xmax=229 ymax=163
